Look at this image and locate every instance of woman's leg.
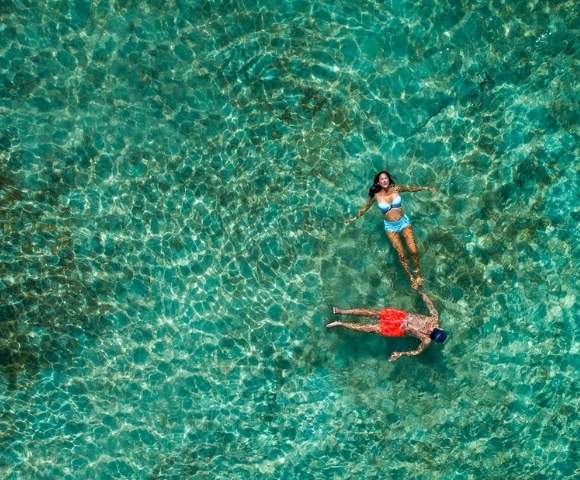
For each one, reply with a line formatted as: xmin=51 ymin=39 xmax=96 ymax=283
xmin=326 ymin=322 xmax=381 ymax=334
xmin=401 ymin=226 xmax=422 ymax=287
xmin=332 ymin=307 xmax=381 ymax=318
xmin=386 ymin=232 xmax=414 ymax=286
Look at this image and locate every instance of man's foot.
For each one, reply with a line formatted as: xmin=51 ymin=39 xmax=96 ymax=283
xmin=326 ymin=321 xmax=341 ymax=328
xmin=332 ymin=307 xmax=339 ymax=315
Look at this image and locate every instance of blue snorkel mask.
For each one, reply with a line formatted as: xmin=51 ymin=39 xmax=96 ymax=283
xmin=430 ymin=328 xmax=448 ymax=344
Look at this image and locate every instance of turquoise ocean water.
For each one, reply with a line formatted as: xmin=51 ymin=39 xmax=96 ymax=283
xmin=0 ymin=0 xmax=578 ymax=478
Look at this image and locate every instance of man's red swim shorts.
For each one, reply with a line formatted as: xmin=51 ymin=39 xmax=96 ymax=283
xmin=378 ymin=308 xmax=407 ymax=337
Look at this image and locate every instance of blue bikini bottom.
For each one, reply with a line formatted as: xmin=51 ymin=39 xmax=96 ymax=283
xmin=383 ymin=214 xmax=411 ymax=233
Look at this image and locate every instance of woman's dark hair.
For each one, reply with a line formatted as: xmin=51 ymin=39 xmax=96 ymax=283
xmin=368 ymin=170 xmax=396 ymax=197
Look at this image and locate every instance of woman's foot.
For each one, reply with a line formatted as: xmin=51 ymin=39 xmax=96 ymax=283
xmin=410 ymin=276 xmax=420 ymax=290
xmin=410 ymin=270 xmax=423 ymax=290
xmin=327 ymin=321 xmax=342 ymax=328
xmin=332 ymin=307 xmax=340 ymax=315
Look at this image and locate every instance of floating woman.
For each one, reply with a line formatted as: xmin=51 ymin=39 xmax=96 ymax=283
xmin=346 ymin=170 xmax=435 ymax=289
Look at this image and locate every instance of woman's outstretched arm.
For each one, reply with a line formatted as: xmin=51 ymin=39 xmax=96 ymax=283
xmin=395 ymin=185 xmax=436 ymax=193
xmin=346 ymin=197 xmax=375 ymax=224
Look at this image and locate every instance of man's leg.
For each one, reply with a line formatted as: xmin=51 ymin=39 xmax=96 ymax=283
xmin=326 ymin=322 xmax=381 ymax=334
xmin=332 ymin=307 xmax=381 ymax=317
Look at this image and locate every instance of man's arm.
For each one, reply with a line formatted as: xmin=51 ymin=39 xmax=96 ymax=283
xmin=388 ymin=339 xmax=431 ymax=362
xmin=418 ymin=290 xmax=438 ymax=317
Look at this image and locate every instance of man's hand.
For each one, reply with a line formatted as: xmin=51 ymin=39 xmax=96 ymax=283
xmin=388 ymin=352 xmax=403 ymax=362
xmin=345 ymin=216 xmax=358 ymax=225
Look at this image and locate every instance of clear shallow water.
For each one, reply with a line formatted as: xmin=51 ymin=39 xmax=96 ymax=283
xmin=0 ymin=0 xmax=578 ymax=478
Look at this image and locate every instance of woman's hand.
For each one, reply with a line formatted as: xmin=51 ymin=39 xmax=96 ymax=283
xmin=426 ymin=186 xmax=437 ymax=193
xmin=346 ymin=198 xmax=374 ymax=224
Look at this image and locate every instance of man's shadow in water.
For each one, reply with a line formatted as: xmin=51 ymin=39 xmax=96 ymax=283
xmin=334 ymin=331 xmax=453 ymax=381
xmin=0 ymin=318 xmax=39 ymax=390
